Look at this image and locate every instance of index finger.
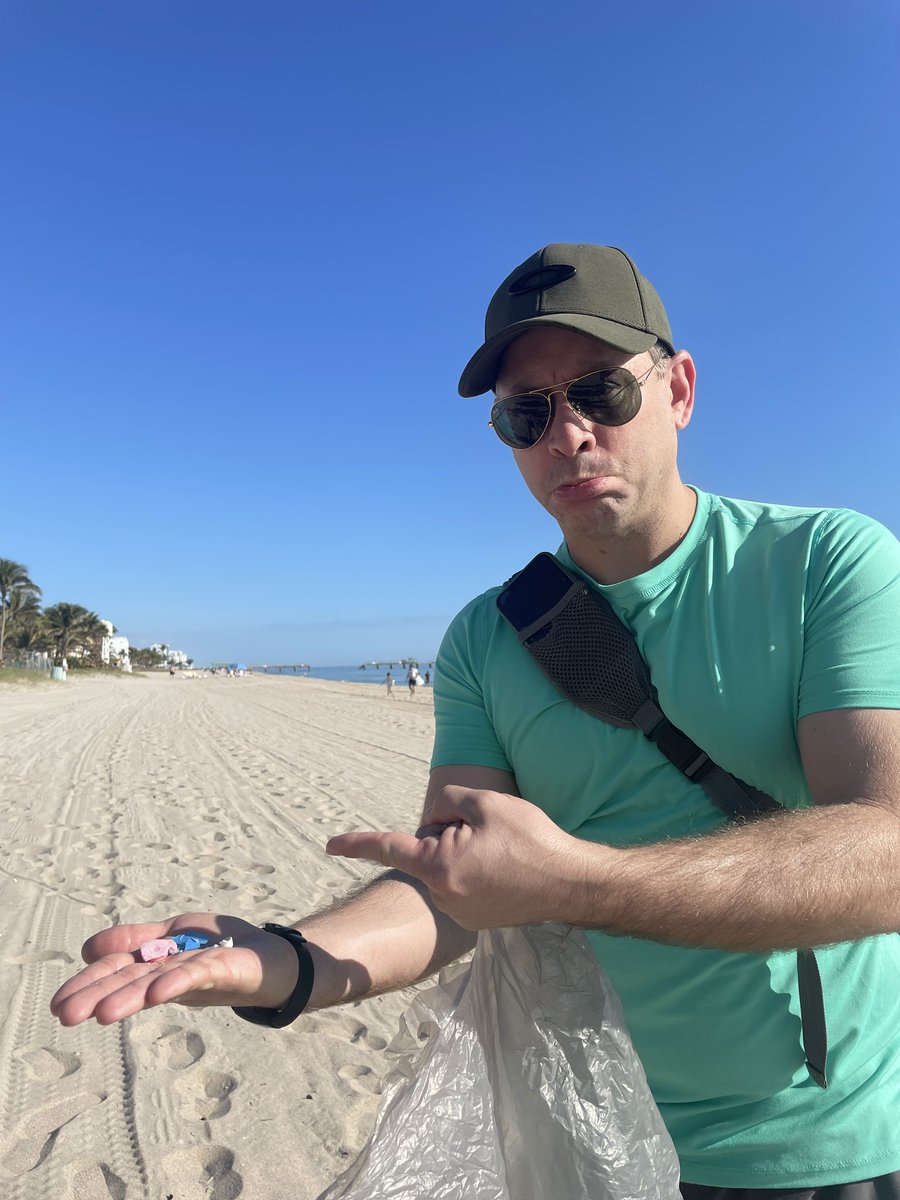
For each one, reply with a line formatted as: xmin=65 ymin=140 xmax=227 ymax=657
xmin=80 ymin=922 xmax=175 ymax=964
xmin=326 ymin=830 xmax=432 ymax=876
xmin=81 ymin=914 xmax=224 ymax=964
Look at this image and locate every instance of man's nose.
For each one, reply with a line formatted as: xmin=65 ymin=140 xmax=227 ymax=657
xmin=544 ymin=394 xmax=598 ymax=455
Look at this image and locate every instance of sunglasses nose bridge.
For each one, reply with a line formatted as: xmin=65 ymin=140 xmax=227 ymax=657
xmin=548 ymin=386 xmax=589 ymax=427
xmin=544 ymin=378 xmax=596 ymax=423
xmin=541 ymin=393 xmax=599 ymax=454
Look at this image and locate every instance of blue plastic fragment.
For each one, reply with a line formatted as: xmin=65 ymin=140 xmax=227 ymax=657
xmin=172 ymin=932 xmax=212 ymax=952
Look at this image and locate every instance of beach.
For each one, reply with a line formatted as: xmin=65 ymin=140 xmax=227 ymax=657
xmin=0 ymin=670 xmax=435 ymax=1200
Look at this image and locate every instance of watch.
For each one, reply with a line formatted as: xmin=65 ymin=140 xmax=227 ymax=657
xmin=232 ymin=923 xmax=315 ymax=1028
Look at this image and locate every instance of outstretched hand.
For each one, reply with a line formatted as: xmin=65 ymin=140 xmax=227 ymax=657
xmin=327 ymin=786 xmax=590 ymax=930
xmin=50 ymin=913 xmax=299 ymax=1027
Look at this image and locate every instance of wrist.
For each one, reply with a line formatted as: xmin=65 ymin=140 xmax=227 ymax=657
xmin=233 ymin=925 xmax=314 ymax=1028
xmin=263 ymin=927 xmax=304 ymax=1007
xmin=549 ymin=837 xmax=615 ymax=927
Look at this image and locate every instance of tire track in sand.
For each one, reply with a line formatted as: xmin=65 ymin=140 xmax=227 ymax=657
xmin=0 ymin=683 xmax=154 ymax=1198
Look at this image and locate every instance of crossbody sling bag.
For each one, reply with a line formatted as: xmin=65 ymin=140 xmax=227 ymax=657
xmin=496 ymin=552 xmax=828 ymax=1090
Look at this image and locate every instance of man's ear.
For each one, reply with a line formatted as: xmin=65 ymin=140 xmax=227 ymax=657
xmin=668 ymin=351 xmax=696 ymax=430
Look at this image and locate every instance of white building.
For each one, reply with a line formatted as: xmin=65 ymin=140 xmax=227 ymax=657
xmin=101 ymin=626 xmax=131 ymax=672
xmin=151 ymin=644 xmax=189 ymax=666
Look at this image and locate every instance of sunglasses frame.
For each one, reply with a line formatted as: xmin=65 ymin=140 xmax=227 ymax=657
xmin=489 ymin=361 xmax=659 ymax=450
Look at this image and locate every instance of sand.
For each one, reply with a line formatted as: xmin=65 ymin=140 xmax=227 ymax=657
xmin=0 ymin=670 xmax=436 ymax=1200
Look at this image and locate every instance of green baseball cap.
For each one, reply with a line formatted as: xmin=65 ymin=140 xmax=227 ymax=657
xmin=458 ymin=243 xmax=675 ymax=397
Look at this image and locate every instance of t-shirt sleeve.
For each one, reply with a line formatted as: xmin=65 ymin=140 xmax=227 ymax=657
xmin=431 ymin=596 xmax=513 ymax=772
xmin=799 ymin=510 xmax=900 ymax=717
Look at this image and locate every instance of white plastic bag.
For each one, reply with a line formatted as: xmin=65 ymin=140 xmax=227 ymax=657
xmin=318 ymin=923 xmax=680 ymax=1200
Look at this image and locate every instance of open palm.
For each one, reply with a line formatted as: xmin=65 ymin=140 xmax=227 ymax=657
xmin=50 ymin=913 xmax=294 ymax=1027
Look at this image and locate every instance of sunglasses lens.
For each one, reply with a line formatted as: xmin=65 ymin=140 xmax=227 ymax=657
xmin=490 ymin=368 xmax=645 ymax=448
xmin=566 ymin=369 xmax=642 ymax=426
xmin=490 ymin=394 xmax=551 ymax=449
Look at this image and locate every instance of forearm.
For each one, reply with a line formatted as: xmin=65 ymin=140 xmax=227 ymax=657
xmin=327 ymin=720 xmax=900 ymax=952
xmin=571 ymin=801 xmax=900 ymax=952
xmin=292 ymin=870 xmax=477 ymax=1011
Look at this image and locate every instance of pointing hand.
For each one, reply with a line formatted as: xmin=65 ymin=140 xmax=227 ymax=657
xmin=327 ymin=786 xmax=588 ymax=930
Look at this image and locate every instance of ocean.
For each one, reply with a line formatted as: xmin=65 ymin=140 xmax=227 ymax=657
xmin=254 ymin=663 xmax=435 ymax=687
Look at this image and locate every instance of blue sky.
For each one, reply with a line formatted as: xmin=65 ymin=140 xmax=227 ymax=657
xmin=3 ymin=0 xmax=898 ymax=665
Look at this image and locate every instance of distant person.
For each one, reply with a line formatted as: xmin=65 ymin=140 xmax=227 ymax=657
xmin=385 ymin=671 xmax=394 ymax=697
xmin=407 ymin=666 xmax=419 ymax=696
xmin=424 ymin=670 xmax=430 ymax=687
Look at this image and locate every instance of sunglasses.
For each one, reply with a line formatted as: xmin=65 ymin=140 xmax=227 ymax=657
xmin=488 ymin=362 xmax=658 ymax=450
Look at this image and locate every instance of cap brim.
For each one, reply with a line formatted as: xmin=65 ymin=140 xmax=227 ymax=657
xmin=457 ymin=314 xmax=659 ymax=397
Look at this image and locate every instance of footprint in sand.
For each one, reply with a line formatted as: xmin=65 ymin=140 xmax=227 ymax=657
xmin=18 ymin=1044 xmax=81 ymax=1080
xmin=161 ymin=1144 xmax=243 ymax=1200
xmin=9 ymin=948 xmax=75 ymax=966
xmin=118 ymin=891 xmax=172 ymax=912
xmin=338 ymin=1064 xmax=382 ymax=1096
xmin=164 ymin=1030 xmax=205 ymax=1070
xmin=249 ymin=883 xmax=276 ymax=903
xmin=176 ymin=1070 xmax=239 ymax=1121
xmin=1 ymin=1091 xmax=107 ymax=1176
xmin=349 ymin=1022 xmax=387 ymax=1051
xmin=67 ymin=1161 xmax=127 ymax=1199
xmin=312 ymin=1013 xmax=387 ymax=1050
xmin=132 ymin=1022 xmax=205 ymax=1070
xmin=321 ymin=877 xmax=348 ymax=893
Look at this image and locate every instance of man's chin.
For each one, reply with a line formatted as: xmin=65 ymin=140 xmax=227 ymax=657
xmin=553 ymin=493 xmax=629 ymax=536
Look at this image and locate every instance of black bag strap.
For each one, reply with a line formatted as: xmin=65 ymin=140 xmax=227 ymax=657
xmin=631 ymin=698 xmax=783 ymax=821
xmin=497 ymin=553 xmax=828 ymax=1089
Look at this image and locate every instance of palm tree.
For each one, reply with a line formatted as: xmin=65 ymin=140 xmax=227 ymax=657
xmin=0 ymin=559 xmax=42 ymax=662
xmin=3 ymin=589 xmax=43 ymax=653
xmin=41 ymin=603 xmax=92 ymax=665
xmin=76 ymin=611 xmax=109 ymax=666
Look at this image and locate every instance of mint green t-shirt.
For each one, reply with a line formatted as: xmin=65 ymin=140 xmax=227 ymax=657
xmin=431 ymin=489 xmax=900 ymax=1188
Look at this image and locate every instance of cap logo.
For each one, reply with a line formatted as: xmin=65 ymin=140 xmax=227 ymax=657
xmin=507 ymin=263 xmax=576 ymax=296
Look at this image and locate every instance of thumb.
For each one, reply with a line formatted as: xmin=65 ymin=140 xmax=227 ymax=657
xmin=423 ymin=785 xmax=480 ymax=828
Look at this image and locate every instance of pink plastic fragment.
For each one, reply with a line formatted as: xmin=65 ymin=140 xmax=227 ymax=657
xmin=139 ymin=938 xmax=179 ymax=963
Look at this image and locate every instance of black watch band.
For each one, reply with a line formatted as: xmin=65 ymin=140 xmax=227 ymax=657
xmin=232 ymin=923 xmax=315 ymax=1028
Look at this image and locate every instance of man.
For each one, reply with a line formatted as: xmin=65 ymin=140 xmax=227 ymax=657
xmin=52 ymin=245 xmax=900 ymax=1197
